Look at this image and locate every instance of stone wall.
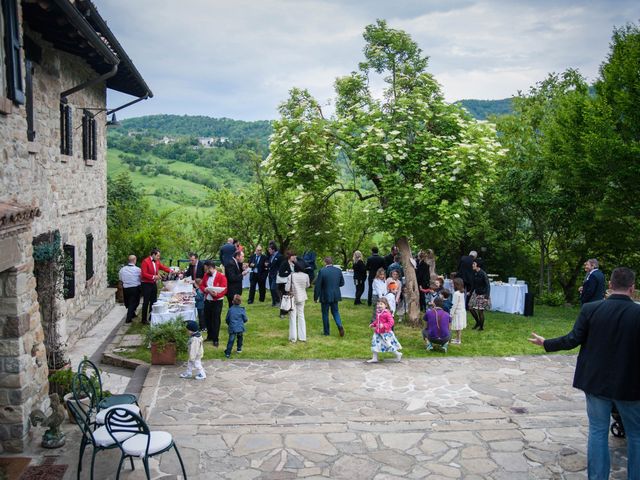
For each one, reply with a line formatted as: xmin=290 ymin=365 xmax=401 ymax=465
xmin=0 ymin=227 xmax=48 ymax=453
xmin=0 ymin=8 xmax=109 ymax=452
xmin=0 ymin=27 xmax=108 ymax=341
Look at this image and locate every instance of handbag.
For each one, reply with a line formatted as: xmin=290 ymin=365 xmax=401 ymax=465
xmin=276 ymin=274 xmax=289 ymax=284
xmin=280 ymin=293 xmax=293 ymax=312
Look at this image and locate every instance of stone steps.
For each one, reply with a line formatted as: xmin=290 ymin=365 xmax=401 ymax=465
xmin=65 ymin=287 xmax=116 ymax=350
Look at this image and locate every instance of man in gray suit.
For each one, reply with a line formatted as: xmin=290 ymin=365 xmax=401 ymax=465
xmin=314 ymin=257 xmax=345 ymax=337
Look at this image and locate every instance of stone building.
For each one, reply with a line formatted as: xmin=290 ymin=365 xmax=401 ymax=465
xmin=0 ymin=0 xmax=151 ymax=452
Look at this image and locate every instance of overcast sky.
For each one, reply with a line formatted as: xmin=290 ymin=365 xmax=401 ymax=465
xmin=94 ymin=0 xmax=639 ymax=121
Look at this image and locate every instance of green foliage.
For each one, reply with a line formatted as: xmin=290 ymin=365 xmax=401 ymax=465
xmin=143 ymin=318 xmax=190 ymax=353
xmin=106 ymin=171 xmax=183 ymax=284
xmin=537 ymin=291 xmax=565 ymax=307
xmin=47 ymin=368 xmax=74 ymax=397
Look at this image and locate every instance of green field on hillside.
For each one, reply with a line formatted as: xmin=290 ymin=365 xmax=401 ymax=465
xmin=107 ymin=148 xmax=216 ymax=215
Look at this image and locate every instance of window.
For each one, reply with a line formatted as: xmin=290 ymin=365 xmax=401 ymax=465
xmin=60 ymin=103 xmax=72 ymax=155
xmin=82 ymin=109 xmax=97 ymax=160
xmin=85 ymin=234 xmax=94 ymax=281
xmin=1 ymin=0 xmax=25 ymax=104
xmin=63 ymin=244 xmax=75 ymax=299
xmin=25 ymin=59 xmax=34 ymax=140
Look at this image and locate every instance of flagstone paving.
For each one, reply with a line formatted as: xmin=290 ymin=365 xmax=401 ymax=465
xmin=48 ymin=355 xmax=629 ymax=479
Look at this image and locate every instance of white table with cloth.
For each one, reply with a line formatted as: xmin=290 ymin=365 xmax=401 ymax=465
xmin=151 ymin=285 xmax=197 ymax=325
xmin=489 ymin=283 xmax=528 ymax=314
xmin=340 ymin=271 xmax=369 ymax=300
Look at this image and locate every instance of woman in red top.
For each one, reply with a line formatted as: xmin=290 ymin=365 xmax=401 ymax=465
xmin=200 ymin=261 xmax=228 ymax=346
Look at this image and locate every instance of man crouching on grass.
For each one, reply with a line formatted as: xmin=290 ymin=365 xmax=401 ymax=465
xmin=528 ymin=267 xmax=640 ymax=480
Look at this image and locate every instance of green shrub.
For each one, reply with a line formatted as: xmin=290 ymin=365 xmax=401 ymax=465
xmin=143 ymin=318 xmax=189 ymax=353
xmin=537 ymin=291 xmax=565 ymax=307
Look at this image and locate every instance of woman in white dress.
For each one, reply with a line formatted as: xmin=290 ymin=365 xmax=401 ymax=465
xmin=288 ymin=261 xmax=310 ymax=342
xmin=449 ymin=277 xmax=467 ymax=344
xmin=371 ymin=267 xmax=388 ymax=321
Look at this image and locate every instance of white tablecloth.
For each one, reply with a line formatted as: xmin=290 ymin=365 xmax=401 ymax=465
xmin=340 ymin=272 xmax=369 ymax=299
xmin=151 ymin=308 xmax=197 ymax=325
xmin=489 ymin=284 xmax=528 ymax=314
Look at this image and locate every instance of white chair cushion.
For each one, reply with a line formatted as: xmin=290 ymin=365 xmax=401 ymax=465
xmin=121 ymin=431 xmax=173 ymax=458
xmin=93 ymin=426 xmax=136 ymax=447
xmin=95 ymin=404 xmax=141 ymax=424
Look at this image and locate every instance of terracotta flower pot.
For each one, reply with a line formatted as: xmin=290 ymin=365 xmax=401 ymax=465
xmin=150 ymin=342 xmax=177 ymax=365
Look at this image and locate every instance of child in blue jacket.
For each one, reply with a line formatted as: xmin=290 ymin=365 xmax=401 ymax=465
xmin=224 ymin=295 xmax=248 ymax=358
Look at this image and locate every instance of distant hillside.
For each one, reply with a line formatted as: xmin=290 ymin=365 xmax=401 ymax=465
xmin=113 ymin=114 xmax=272 ymax=147
xmin=456 ymin=98 xmax=513 ymax=120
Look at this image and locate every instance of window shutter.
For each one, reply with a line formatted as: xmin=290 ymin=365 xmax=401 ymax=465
xmin=4 ymin=0 xmax=25 ymax=104
xmin=65 ymin=105 xmax=73 ymax=155
xmin=63 ymin=244 xmax=75 ymax=299
xmin=91 ymin=117 xmax=97 ymax=160
xmin=26 ymin=59 xmax=35 ymax=141
xmin=85 ymin=234 xmax=94 ymax=281
xmin=82 ymin=110 xmax=89 ymax=159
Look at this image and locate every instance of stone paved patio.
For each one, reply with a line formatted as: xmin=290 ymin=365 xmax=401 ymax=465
xmin=48 ymin=355 xmax=629 ymax=479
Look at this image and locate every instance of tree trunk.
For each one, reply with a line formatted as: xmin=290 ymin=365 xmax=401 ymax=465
xmin=538 ymin=238 xmax=545 ymax=296
xmin=396 ymin=236 xmax=420 ymax=327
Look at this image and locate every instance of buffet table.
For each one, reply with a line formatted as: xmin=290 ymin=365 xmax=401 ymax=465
xmin=150 ymin=284 xmax=197 ymax=325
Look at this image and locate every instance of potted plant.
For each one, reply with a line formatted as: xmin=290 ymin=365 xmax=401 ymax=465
xmin=144 ymin=317 xmax=189 ymax=365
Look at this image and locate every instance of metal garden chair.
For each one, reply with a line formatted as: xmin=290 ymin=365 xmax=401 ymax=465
xmin=104 ymin=407 xmax=188 ymax=479
xmin=77 ymin=358 xmax=138 ymax=410
xmin=67 ymin=373 xmax=136 ymax=479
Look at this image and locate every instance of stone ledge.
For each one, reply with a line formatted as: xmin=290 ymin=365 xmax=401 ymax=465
xmin=65 ymin=288 xmax=115 ymax=350
xmin=101 ymin=321 xmax=149 ymax=371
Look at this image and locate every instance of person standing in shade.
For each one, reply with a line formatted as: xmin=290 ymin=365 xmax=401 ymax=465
xmin=119 ymin=255 xmax=141 ymax=324
xmin=579 ymin=258 xmax=606 ymax=305
xmin=183 ymin=252 xmax=204 ymax=281
xmin=416 ymin=250 xmax=431 ymax=311
xmin=384 ymin=246 xmax=398 ymax=270
xmin=225 ymin=249 xmax=248 ymax=307
xmin=469 ymin=261 xmax=491 ymax=331
xmin=528 ymin=267 xmax=640 ymax=480
xmin=219 ymin=238 xmax=236 ymax=269
xmin=314 ymin=257 xmax=345 ymax=337
xmin=140 ymin=249 xmax=171 ymax=324
xmin=352 ymin=250 xmax=367 ymax=305
xmin=266 ymin=244 xmax=283 ymax=307
xmin=456 ymin=250 xmax=477 ymax=309
xmin=302 ymin=250 xmax=317 ymax=283
xmin=200 ymin=261 xmax=227 ymax=347
xmin=247 ymin=245 xmax=268 ymax=303
xmin=365 ymin=247 xmax=386 ymax=306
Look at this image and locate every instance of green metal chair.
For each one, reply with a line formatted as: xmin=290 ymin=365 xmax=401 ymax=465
xmin=77 ymin=358 xmax=138 ymax=410
xmin=67 ymin=373 xmax=136 ymax=480
xmin=104 ymin=407 xmax=188 ymax=479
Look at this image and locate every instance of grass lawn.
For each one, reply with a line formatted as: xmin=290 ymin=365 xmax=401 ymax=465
xmin=122 ymin=294 xmax=581 ymax=363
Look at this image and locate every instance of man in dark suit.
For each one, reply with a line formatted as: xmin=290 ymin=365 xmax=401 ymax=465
xmin=247 ymin=245 xmax=268 ymax=303
xmin=266 ymin=244 xmax=283 ymax=306
xmin=529 ymin=267 xmax=640 ymax=479
xmin=579 ymin=258 xmax=606 ymax=305
xmin=383 ymin=246 xmax=398 ymax=269
xmin=225 ymin=250 xmax=248 ymax=307
xmin=456 ymin=250 xmax=477 ymax=309
xmin=184 ymin=252 xmax=204 ymax=281
xmin=219 ymin=238 xmax=236 ymax=268
xmin=314 ymin=257 xmax=346 ymax=337
xmin=365 ymin=247 xmax=386 ymax=306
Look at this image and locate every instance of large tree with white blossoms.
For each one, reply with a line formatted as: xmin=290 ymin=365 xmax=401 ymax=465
xmin=267 ymin=20 xmax=504 ymax=324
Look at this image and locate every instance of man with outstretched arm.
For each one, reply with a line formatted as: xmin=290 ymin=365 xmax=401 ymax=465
xmin=528 ymin=267 xmax=640 ymax=480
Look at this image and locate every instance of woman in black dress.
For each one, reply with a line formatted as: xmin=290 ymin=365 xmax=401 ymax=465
xmin=353 ymin=250 xmax=367 ymax=305
xmin=469 ymin=261 xmax=491 ymax=330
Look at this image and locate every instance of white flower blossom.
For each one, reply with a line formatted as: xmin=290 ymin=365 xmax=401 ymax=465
xmin=385 ymin=154 xmax=393 ymax=161
xmin=414 ymin=183 xmax=423 ymax=189
xmin=286 ymin=172 xmax=294 ymax=177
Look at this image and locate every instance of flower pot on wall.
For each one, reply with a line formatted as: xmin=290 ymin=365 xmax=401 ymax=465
xmin=150 ymin=342 xmax=177 ymax=365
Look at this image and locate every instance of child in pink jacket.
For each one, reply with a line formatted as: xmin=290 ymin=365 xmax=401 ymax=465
xmin=367 ymin=297 xmax=403 ymax=363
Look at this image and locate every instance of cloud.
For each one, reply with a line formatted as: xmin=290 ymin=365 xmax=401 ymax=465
xmin=96 ymin=0 xmax=640 ymax=119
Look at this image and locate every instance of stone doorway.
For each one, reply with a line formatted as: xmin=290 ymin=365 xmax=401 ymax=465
xmin=0 ymin=203 xmax=48 ymax=453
